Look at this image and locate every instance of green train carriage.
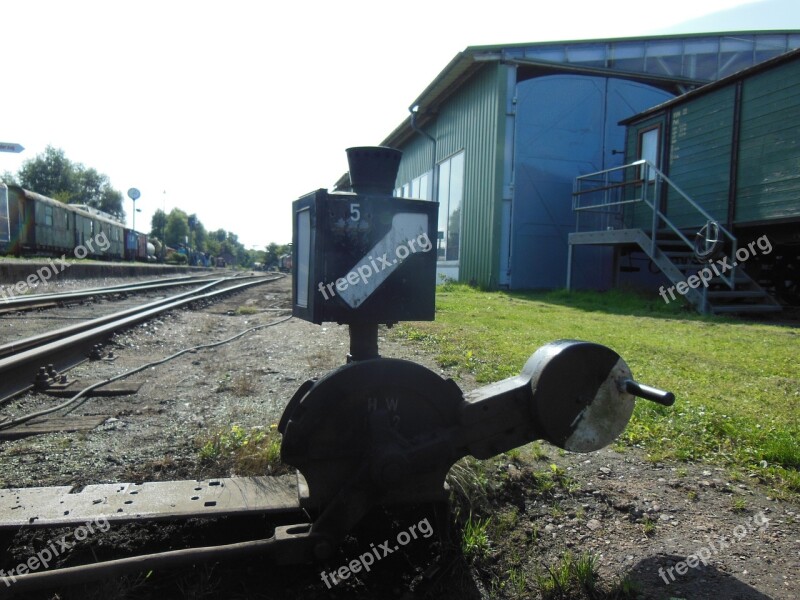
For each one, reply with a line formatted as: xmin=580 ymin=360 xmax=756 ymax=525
xmin=622 ymin=49 xmax=800 ymax=303
xmin=0 ymin=185 xmax=125 ymax=259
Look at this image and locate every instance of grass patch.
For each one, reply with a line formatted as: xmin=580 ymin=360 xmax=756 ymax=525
xmin=534 ymin=551 xmax=599 ymax=599
xmin=461 ymin=513 xmax=491 ymax=561
xmin=197 ymin=424 xmax=287 ymax=476
xmin=394 ymin=284 xmax=799 ymax=497
xmin=446 ymin=456 xmax=493 ymax=514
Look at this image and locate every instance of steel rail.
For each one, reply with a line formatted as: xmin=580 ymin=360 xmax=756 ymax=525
xmin=0 ymin=279 xmax=227 ymax=359
xmin=13 ymin=273 xmax=209 ymax=298
xmin=0 ymin=276 xmax=230 ymax=311
xmin=0 ymin=525 xmax=312 ymax=594
xmin=0 ymin=276 xmax=283 ymax=404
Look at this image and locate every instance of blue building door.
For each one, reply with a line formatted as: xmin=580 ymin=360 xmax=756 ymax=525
xmin=509 ymin=75 xmax=673 ymax=289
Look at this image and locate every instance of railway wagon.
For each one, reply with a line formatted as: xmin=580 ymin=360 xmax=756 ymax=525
xmin=0 ymin=184 xmax=125 ymax=259
xmin=278 ymin=253 xmax=292 ymax=273
xmin=124 ymin=229 xmax=149 ymax=261
xmin=620 ymin=49 xmax=800 ymax=303
xmin=0 ymin=184 xmax=8 ymax=250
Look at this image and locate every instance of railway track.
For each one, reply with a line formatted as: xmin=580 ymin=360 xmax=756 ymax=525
xmin=0 ymin=273 xmax=225 ymax=313
xmin=0 ymin=275 xmax=285 ymax=405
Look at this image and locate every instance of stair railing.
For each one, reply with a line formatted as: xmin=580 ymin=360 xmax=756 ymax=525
xmin=574 ymin=160 xmax=738 ymax=289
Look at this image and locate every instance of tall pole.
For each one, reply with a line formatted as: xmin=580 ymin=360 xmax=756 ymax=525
xmin=126 ymin=188 xmax=141 ymax=262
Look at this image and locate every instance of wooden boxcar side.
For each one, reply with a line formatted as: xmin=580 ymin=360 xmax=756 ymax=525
xmin=7 ymin=186 xmax=37 ymax=253
xmin=0 ymin=184 xmax=9 ymax=252
xmin=665 ymin=86 xmax=736 ymax=228
xmin=136 ymin=232 xmax=148 ymax=261
xmin=624 ymin=50 xmax=800 ymax=232
xmin=123 ymin=229 xmax=147 ymax=261
xmin=736 ymin=58 xmax=800 ymax=225
xmin=74 ymin=212 xmax=93 ymax=249
xmin=34 ymin=194 xmax=74 ymax=253
xmin=81 ymin=212 xmax=124 ymax=259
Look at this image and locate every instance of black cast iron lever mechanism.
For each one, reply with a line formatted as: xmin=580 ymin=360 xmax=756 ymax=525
xmin=276 ymin=147 xmax=675 ymax=562
xmin=277 ymin=339 xmax=674 ymax=559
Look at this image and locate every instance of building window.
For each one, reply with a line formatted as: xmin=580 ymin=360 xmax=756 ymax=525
xmin=437 ymin=151 xmax=464 ymax=262
xmin=411 ymin=172 xmax=430 ymax=200
xmin=396 ymin=171 xmax=432 ymax=200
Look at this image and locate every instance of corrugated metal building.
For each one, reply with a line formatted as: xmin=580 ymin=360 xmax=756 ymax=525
xmin=337 ymin=32 xmax=800 ymax=290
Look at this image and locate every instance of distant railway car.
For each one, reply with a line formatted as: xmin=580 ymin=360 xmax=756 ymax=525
xmin=1 ymin=185 xmax=126 ymax=260
xmin=278 ymin=253 xmax=292 ymax=273
xmin=33 ymin=193 xmax=73 ymax=252
xmin=124 ymin=229 xmax=148 ymax=261
xmin=137 ymin=232 xmax=148 ymax=261
xmin=90 ymin=215 xmax=124 ymax=259
xmin=74 ymin=209 xmax=94 ymax=250
xmin=0 ymin=184 xmax=11 ymax=254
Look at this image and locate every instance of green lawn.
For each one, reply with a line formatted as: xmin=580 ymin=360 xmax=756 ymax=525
xmin=395 ymin=284 xmax=800 ymax=496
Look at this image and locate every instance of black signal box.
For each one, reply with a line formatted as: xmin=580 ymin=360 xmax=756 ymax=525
xmin=292 ymin=189 xmax=438 ymax=325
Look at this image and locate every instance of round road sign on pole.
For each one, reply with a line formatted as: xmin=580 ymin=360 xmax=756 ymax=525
xmin=127 ymin=188 xmax=141 ymax=200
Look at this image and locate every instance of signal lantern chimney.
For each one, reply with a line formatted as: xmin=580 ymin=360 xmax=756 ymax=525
xmin=345 ymin=146 xmax=402 ymax=196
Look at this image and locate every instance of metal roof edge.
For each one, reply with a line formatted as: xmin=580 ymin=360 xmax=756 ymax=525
xmin=501 ymin=56 xmax=707 ymax=90
xmin=466 ymin=30 xmax=800 ymax=52
xmin=620 ymin=46 xmax=800 ymax=125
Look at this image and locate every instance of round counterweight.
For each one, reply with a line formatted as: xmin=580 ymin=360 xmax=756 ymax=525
xmin=522 ymin=340 xmax=636 ymax=453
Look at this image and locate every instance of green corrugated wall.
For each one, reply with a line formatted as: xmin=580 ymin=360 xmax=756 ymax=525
xmin=394 ymin=63 xmax=506 ymax=287
xmin=736 ymin=59 xmax=800 ymax=224
xmin=395 ymin=134 xmax=435 ymax=188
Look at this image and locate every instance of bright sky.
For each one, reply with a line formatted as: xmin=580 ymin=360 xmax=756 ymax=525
xmin=2 ymin=0 xmax=796 ymax=249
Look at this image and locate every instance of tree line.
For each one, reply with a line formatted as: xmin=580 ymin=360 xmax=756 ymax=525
xmin=150 ymin=207 xmax=253 ymax=267
xmin=1 ymin=147 xmax=267 ymax=268
xmin=2 ymin=146 xmax=125 ymax=218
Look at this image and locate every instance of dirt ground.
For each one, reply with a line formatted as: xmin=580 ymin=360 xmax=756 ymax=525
xmin=0 ymin=274 xmax=797 ymax=599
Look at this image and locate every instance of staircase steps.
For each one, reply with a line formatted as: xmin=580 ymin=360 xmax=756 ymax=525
xmin=650 ymin=233 xmax=781 ymax=315
xmin=571 ymin=161 xmax=783 ymax=315
xmin=710 ymin=303 xmax=783 ymax=314
xmin=706 ymin=290 xmax=769 ymax=299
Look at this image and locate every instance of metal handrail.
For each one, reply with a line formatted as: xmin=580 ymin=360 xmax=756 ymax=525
xmin=572 ymin=160 xmax=738 ymax=290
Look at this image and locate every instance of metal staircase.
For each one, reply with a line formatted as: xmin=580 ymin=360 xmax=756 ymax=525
xmin=568 ymin=160 xmax=781 ymax=315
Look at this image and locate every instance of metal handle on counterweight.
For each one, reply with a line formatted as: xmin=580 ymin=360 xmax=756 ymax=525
xmin=623 ymin=379 xmax=675 ymax=406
